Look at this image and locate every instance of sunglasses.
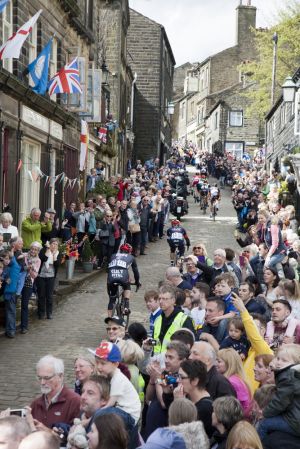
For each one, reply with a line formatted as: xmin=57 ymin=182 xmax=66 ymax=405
xmin=193 ymin=247 xmax=203 ymax=250
xmin=106 ymin=326 xmax=119 ymax=331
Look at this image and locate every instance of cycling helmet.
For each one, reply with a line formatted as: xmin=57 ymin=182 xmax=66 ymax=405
xmin=120 ymin=243 xmax=133 ymax=254
xmin=171 ymin=219 xmax=181 ymax=226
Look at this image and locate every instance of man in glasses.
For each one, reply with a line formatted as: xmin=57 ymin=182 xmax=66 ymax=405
xmin=30 ymin=355 xmax=80 ymax=428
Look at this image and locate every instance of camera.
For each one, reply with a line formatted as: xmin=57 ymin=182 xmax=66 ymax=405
xmin=165 ymin=374 xmax=179 ymax=387
xmin=147 ymin=338 xmax=157 ymax=346
xmin=10 ymin=408 xmax=26 ymax=418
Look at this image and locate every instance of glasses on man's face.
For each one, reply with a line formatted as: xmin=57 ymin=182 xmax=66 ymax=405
xmin=106 ymin=326 xmax=119 ymax=332
xmin=36 ymin=374 xmax=56 ymax=382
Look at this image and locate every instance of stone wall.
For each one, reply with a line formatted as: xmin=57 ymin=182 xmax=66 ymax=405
xmin=128 ymin=9 xmax=162 ymax=161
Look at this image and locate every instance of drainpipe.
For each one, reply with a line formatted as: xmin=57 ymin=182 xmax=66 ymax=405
xmin=131 ymin=72 xmax=137 ymax=129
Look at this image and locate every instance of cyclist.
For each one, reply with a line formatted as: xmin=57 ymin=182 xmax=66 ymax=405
xmin=192 ymin=172 xmax=201 ymax=202
xmin=107 ymin=243 xmax=141 ymax=317
xmin=199 ymin=179 xmax=210 ymax=210
xmin=166 ymin=219 xmax=190 ymax=266
xmin=209 ymin=183 xmax=221 ymax=218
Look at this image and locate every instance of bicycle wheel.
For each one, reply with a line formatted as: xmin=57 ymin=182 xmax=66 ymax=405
xmin=213 ymin=205 xmax=216 ymax=221
xmin=111 ymin=296 xmax=121 ymax=318
xmin=120 ymin=297 xmax=130 ymax=328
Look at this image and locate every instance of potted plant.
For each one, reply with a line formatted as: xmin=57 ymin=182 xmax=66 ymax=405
xmin=81 ymin=237 xmax=94 ymax=273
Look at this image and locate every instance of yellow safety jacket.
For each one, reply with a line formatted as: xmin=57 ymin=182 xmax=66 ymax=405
xmin=153 ymin=311 xmax=188 ymax=354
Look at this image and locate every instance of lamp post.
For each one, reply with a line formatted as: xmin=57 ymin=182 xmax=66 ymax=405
xmin=282 ymin=76 xmax=300 ymax=136
xmin=271 ymin=32 xmax=278 ymax=106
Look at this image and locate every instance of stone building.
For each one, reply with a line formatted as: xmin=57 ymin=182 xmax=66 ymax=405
xmin=265 ymin=68 xmax=300 ymax=172
xmin=127 ymin=9 xmax=175 ymax=163
xmin=176 ymin=1 xmax=262 ymax=158
xmin=0 ymin=0 xmax=133 ymax=224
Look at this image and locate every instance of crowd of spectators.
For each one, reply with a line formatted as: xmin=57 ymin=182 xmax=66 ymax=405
xmin=1 ymin=149 xmax=300 ymax=449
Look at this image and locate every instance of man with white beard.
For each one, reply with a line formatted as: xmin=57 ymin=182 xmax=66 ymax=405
xmin=30 ymin=355 xmax=80 ymax=428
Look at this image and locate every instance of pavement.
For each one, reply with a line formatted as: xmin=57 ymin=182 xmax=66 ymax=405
xmin=0 ymin=174 xmax=240 ymax=410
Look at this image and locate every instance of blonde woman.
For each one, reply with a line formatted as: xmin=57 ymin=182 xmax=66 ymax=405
xmin=216 ymin=348 xmax=252 ymax=416
xmin=257 ymin=210 xmax=286 ymax=275
xmin=191 ymin=242 xmax=213 ymax=266
xmin=117 ymin=339 xmax=144 ymax=394
xmin=74 ymin=353 xmax=96 ymax=395
xmin=226 ymin=420 xmax=263 ymax=449
xmin=276 ymin=279 xmax=300 ymax=319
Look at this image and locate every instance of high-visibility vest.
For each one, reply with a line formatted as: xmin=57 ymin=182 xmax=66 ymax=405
xmin=153 ymin=311 xmax=188 ymax=354
xmin=138 ymin=374 xmax=145 ymax=403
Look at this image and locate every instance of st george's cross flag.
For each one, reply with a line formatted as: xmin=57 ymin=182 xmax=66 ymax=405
xmin=27 ymin=37 xmax=52 ymax=95
xmin=0 ymin=9 xmax=42 ymax=60
xmin=79 ymin=120 xmax=88 ymax=171
xmin=48 ymin=57 xmax=82 ymax=95
xmin=0 ymin=0 xmax=10 ymax=14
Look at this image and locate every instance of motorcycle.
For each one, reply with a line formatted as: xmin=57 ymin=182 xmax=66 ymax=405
xmin=170 ymin=193 xmax=188 ymax=220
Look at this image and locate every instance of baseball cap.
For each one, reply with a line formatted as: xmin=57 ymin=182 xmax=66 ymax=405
xmin=138 ymin=428 xmax=187 ymax=449
xmin=88 ymin=341 xmax=121 ymax=362
xmin=104 ymin=316 xmax=126 ymax=327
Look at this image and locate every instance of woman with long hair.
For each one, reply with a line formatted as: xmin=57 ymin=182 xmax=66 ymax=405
xmin=126 ymin=199 xmax=141 ymax=257
xmin=226 ymin=420 xmax=263 ymax=449
xmin=216 ymin=348 xmax=252 ymax=416
xmin=257 ymin=210 xmax=286 ymax=277
xmin=36 ymin=238 xmax=61 ymax=320
xmin=191 ymin=242 xmax=213 ymax=266
xmin=87 ymin=413 xmax=128 ymax=449
xmin=262 ymin=267 xmax=280 ymax=308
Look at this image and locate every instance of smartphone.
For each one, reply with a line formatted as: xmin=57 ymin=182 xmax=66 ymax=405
xmin=239 ymin=255 xmax=245 ymax=267
xmin=10 ymin=408 xmax=26 ymax=418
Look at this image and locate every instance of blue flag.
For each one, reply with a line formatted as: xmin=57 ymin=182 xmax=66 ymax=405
xmin=0 ymin=0 xmax=9 ymax=14
xmin=27 ymin=38 xmax=52 ymax=95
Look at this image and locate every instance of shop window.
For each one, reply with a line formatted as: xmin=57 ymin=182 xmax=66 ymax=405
xmin=2 ymin=2 xmax=13 ymax=72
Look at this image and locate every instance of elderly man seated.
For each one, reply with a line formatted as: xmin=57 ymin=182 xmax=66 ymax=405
xmin=30 ymin=355 xmax=80 ymax=428
xmin=183 ymin=256 xmax=210 ymax=286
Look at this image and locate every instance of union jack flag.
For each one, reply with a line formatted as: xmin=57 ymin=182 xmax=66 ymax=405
xmin=48 ymin=57 xmax=82 ymax=95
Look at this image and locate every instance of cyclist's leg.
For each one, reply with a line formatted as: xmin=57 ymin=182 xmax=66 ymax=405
xmin=169 ymin=241 xmax=176 ymax=265
xmin=122 ymin=283 xmax=131 ymax=313
xmin=107 ymin=283 xmax=118 ymax=317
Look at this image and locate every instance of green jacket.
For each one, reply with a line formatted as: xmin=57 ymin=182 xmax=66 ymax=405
xmin=21 ymin=217 xmax=52 ymax=249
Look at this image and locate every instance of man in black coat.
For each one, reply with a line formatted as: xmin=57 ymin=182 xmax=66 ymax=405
xmin=189 ymin=341 xmax=236 ymax=399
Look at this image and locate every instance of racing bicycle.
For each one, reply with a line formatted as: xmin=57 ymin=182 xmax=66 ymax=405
xmin=110 ymin=282 xmax=141 ymax=327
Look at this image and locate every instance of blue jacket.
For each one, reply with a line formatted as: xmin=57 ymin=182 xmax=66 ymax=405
xmin=4 ymin=256 xmax=21 ymax=295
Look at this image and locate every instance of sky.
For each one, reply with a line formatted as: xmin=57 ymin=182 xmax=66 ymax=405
xmin=129 ymin=0 xmax=290 ymax=66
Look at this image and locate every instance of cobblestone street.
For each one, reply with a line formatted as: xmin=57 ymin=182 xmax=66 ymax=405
xmin=0 ymin=182 xmax=239 ymax=410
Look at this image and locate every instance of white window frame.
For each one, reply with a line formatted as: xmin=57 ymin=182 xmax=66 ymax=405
xmin=86 ymin=62 xmax=101 ymax=121
xmin=49 ymin=37 xmax=58 ymax=101
xmin=225 ymin=141 xmax=244 ymax=160
xmin=229 ymin=110 xmax=243 ymax=127
xmin=2 ymin=1 xmax=13 ymax=72
xmin=19 ymin=139 xmax=41 ymax=225
xmin=28 ymin=23 xmax=37 ymax=64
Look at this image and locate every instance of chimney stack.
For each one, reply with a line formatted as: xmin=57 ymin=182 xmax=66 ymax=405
xmin=236 ymin=1 xmax=256 ymax=48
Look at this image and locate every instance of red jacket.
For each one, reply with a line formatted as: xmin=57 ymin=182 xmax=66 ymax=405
xmin=31 ymin=385 xmax=80 ymax=428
